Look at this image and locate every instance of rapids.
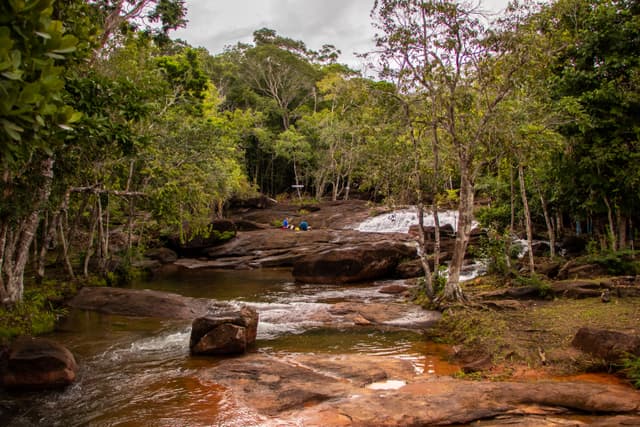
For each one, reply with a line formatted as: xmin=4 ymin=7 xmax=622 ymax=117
xmin=0 ymin=268 xmax=454 ymax=427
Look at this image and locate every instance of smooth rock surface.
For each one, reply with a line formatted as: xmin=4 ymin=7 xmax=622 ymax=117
xmin=1 ymin=337 xmax=77 ymax=390
xmin=190 ymin=305 xmax=259 ymax=355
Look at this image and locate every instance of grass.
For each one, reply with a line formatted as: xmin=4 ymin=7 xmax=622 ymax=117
xmin=429 ymin=285 xmax=640 ymax=380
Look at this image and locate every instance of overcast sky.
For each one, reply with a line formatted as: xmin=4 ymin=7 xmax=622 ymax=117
xmin=172 ymin=0 xmax=511 ymax=71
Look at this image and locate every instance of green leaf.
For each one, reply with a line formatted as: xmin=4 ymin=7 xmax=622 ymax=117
xmin=44 ymin=52 xmax=65 ymax=60
xmin=35 ymin=31 xmax=51 ymax=39
xmin=1 ymin=70 xmax=23 ymax=80
xmin=19 ymin=82 xmax=41 ymax=104
xmin=2 ymin=119 xmax=24 ymax=141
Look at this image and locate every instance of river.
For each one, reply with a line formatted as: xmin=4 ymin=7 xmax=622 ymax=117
xmin=0 ymin=268 xmax=456 ymax=426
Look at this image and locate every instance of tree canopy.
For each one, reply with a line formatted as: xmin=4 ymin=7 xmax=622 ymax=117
xmin=1 ymin=0 xmax=639 ymax=304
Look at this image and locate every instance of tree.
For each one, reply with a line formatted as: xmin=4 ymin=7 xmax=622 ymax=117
xmin=0 ymin=0 xmax=91 ymax=304
xmin=546 ymin=0 xmax=640 ymax=250
xmin=372 ymin=0 xmax=523 ymax=301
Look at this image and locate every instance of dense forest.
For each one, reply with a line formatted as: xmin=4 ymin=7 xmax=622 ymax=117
xmin=1 ymin=0 xmax=639 ymax=319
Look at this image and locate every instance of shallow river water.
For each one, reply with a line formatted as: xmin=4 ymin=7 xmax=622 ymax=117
xmin=0 ymin=268 xmax=457 ymax=426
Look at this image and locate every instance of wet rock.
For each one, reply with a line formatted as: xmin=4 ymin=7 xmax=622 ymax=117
xmin=290 ymin=379 xmax=640 ymax=426
xmin=327 ymin=302 xmax=441 ymax=328
xmin=232 ymin=219 xmax=267 ymax=231
xmin=67 ymin=286 xmax=221 ymax=320
xmin=144 ymin=247 xmax=178 ymax=264
xmin=1 ymin=337 xmax=77 ymax=390
xmin=393 ymin=259 xmax=423 ymax=279
xmin=201 ymin=354 xmax=415 ymax=416
xmin=452 ymin=346 xmax=493 ymax=373
xmin=557 ymin=261 xmax=608 ymax=280
xmin=550 ymin=279 xmax=606 ymax=298
xmin=189 ymin=306 xmax=258 ymax=355
xmin=292 ymin=242 xmax=416 ymax=284
xmin=378 ymin=284 xmax=409 ymax=294
xmin=203 ymin=353 xmax=640 ymax=426
xmin=571 ymin=327 xmax=640 ymax=363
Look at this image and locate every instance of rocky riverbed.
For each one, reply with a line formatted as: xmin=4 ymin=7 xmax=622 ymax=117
xmin=6 ymin=198 xmax=639 ymax=426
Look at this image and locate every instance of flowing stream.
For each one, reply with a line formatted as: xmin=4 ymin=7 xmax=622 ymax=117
xmin=0 ymin=268 xmax=456 ymax=427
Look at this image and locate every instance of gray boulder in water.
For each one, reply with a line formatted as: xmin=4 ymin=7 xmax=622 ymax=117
xmin=189 ymin=305 xmax=258 ymax=355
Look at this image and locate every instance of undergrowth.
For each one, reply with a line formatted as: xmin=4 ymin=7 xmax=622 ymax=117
xmin=0 ymin=280 xmax=76 ymax=344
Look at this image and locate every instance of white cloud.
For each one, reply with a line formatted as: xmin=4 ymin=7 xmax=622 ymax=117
xmin=172 ymin=0 xmax=510 ymax=70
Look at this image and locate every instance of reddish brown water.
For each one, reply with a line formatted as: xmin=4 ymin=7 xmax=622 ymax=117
xmin=0 ymin=269 xmax=460 ymax=426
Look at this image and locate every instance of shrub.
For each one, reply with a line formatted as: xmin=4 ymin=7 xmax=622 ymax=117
xmin=621 ymin=354 xmax=640 ymax=389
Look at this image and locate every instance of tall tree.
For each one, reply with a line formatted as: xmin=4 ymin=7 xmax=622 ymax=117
xmin=546 ymin=0 xmax=640 ymax=250
xmin=0 ymin=0 xmax=91 ymax=304
xmin=372 ymin=0 xmax=524 ymax=301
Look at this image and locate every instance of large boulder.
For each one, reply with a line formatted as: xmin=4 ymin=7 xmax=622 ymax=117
xmin=571 ymin=327 xmax=640 ymax=363
xmin=144 ymin=247 xmax=178 ymax=264
xmin=67 ymin=287 xmax=218 ymax=320
xmin=169 ymin=219 xmax=237 ymax=257
xmin=1 ymin=337 xmax=77 ymax=390
xmin=292 ymin=242 xmax=416 ymax=284
xmin=190 ymin=305 xmax=259 ymax=355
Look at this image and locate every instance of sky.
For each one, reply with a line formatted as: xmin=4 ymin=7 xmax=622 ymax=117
xmin=172 ymin=0 xmax=511 ymax=71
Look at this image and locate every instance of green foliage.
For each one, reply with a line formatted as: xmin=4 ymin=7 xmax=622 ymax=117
xmin=581 ymin=251 xmax=640 ymax=276
xmin=513 ymin=274 xmax=552 ymax=297
xmin=476 ymin=205 xmax=512 ymax=231
xmin=0 ymin=280 xmax=74 ymax=343
xmin=621 ymin=354 xmax=640 ymax=389
xmin=546 ymin=0 xmax=640 ymax=228
xmin=474 ymin=227 xmax=513 ymax=276
xmin=0 ymin=0 xmax=91 ymax=167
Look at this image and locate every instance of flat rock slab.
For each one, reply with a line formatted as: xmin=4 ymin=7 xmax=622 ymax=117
xmin=67 ymin=287 xmax=224 ymax=320
xmin=297 ymin=379 xmax=640 ymax=426
xmin=202 ymin=353 xmax=640 ymax=426
xmin=200 ymin=353 xmax=416 ymax=416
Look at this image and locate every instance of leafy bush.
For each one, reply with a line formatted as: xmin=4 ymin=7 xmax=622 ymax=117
xmin=474 ymin=227 xmax=512 ymax=276
xmin=582 ymin=250 xmax=640 ymax=276
xmin=475 ymin=205 xmax=511 ymax=230
xmin=0 ymin=281 xmax=73 ymax=344
xmin=513 ymin=274 xmax=552 ymax=297
xmin=621 ymin=354 xmax=640 ymax=389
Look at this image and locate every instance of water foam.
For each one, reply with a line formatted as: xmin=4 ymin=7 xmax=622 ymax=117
xmin=354 ymin=208 xmax=476 ymax=233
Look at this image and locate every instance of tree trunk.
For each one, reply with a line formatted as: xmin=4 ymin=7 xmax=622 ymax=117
xmin=58 ymin=219 xmax=75 ymax=280
xmin=83 ymin=201 xmax=99 ymax=277
xmin=617 ymin=210 xmax=626 ymax=250
xmin=603 ymin=195 xmax=617 ymax=251
xmin=1 ymin=158 xmax=55 ymax=304
xmin=518 ymin=163 xmax=535 ymax=274
xmin=538 ymin=190 xmax=556 ymax=258
xmin=37 ymin=210 xmax=60 ymax=281
xmin=416 ymin=204 xmax=435 ymax=299
xmin=444 ymin=165 xmax=472 ymax=301
xmin=510 ymin=164 xmax=516 ymax=233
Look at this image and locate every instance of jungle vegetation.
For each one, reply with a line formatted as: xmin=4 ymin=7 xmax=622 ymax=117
xmin=1 ymin=0 xmax=639 ymax=315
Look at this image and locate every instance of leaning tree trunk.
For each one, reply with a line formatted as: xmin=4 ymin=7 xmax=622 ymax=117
xmin=444 ymin=164 xmax=473 ymax=302
xmin=0 ymin=158 xmax=54 ymax=304
xmin=518 ymin=163 xmax=535 ymax=274
xmin=537 ymin=187 xmax=556 ymax=258
xmin=603 ymin=195 xmax=617 ymax=251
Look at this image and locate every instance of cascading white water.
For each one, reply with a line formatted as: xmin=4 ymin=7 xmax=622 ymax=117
xmin=354 ymin=207 xmax=478 ymax=234
xmin=354 ymin=207 xmax=486 ymax=281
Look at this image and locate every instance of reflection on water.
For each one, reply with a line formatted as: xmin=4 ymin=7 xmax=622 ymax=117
xmin=0 ymin=268 xmax=457 ymax=427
